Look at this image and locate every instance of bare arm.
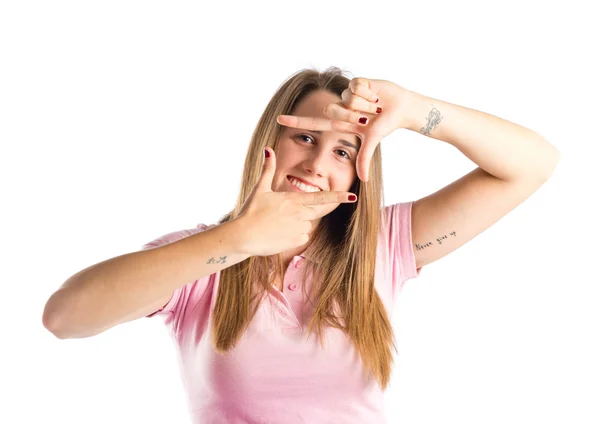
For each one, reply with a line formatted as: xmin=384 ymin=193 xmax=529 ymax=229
xmin=42 ymin=219 xmax=249 ymax=339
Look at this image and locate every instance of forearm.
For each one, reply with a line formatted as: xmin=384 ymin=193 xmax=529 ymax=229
xmin=43 ymin=219 xmax=249 ymax=337
xmin=403 ymin=91 xmax=560 ymax=182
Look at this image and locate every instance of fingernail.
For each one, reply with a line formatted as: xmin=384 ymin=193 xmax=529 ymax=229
xmin=264 ymin=149 xmax=270 ymax=158
xmin=358 ymin=117 xmax=368 ymax=125
xmin=375 ymin=97 xmax=379 ymax=103
xmin=376 ymin=107 xmax=382 ymax=114
xmin=348 ymin=194 xmax=357 ymax=201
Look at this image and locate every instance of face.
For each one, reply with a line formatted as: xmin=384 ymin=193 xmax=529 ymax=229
xmin=273 ymin=89 xmax=360 ymax=231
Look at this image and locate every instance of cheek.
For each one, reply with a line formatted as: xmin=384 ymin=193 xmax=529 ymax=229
xmin=346 ymin=171 xmax=358 ymax=189
xmin=274 ymin=145 xmax=294 ymax=164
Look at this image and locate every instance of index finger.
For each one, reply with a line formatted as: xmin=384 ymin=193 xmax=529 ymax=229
xmin=292 ymin=190 xmax=357 ymax=205
xmin=277 ymin=115 xmax=356 ymax=133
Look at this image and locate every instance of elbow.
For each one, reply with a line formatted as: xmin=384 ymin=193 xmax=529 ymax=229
xmin=42 ymin=313 xmax=68 ymax=339
xmin=42 ymin=308 xmax=95 ymax=340
xmin=540 ymin=143 xmax=561 ymax=181
xmin=42 ymin=288 xmax=88 ymax=339
xmin=42 ymin=288 xmax=114 ymax=339
xmin=43 ymin=318 xmax=69 ymax=340
xmin=42 ymin=292 xmax=71 ymax=339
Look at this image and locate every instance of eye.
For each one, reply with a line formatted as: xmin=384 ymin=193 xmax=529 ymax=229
xmin=296 ymin=134 xmax=314 ymax=144
xmin=295 ymin=134 xmax=352 ymax=160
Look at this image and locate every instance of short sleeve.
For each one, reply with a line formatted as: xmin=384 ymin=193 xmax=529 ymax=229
xmin=140 ymin=224 xmax=215 ymax=333
xmin=381 ymin=201 xmax=422 ymax=290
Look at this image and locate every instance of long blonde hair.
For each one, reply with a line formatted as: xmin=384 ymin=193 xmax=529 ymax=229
xmin=213 ymin=66 xmax=395 ymax=389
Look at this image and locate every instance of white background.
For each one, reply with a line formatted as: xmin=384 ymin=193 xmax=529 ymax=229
xmin=2 ymin=0 xmax=598 ymax=423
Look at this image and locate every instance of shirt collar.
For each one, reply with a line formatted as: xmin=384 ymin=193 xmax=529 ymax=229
xmin=299 ymin=249 xmax=320 ymax=264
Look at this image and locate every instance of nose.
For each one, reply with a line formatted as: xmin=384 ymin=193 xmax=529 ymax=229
xmin=303 ymin=149 xmax=329 ymax=177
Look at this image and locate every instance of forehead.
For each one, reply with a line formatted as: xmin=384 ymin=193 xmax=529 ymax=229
xmin=292 ymin=90 xmax=340 ymax=116
xmin=290 ymin=90 xmax=361 ymax=145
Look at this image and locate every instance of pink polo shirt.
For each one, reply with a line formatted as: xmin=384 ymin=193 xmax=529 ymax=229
xmin=143 ymin=201 xmax=421 ymax=423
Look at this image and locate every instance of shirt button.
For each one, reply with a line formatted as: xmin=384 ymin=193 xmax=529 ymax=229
xmin=288 ymin=283 xmax=298 ymax=291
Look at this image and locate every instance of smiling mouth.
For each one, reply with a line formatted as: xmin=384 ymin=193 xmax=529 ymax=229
xmin=286 ymin=175 xmax=322 ymax=192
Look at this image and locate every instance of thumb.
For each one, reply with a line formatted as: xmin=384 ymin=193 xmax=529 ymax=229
xmin=256 ymin=147 xmax=276 ymax=192
xmin=356 ymin=137 xmax=378 ymax=182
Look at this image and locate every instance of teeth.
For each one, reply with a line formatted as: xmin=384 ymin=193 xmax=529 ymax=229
xmin=289 ymin=176 xmax=320 ymax=192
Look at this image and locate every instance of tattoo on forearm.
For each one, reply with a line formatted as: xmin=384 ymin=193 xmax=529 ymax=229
xmin=419 ymin=106 xmax=443 ymax=136
xmin=206 ymin=256 xmax=227 ymax=264
xmin=415 ymin=231 xmax=456 ymax=251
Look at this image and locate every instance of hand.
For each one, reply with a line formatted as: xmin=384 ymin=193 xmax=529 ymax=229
xmin=277 ymin=77 xmax=413 ymax=182
xmin=235 ymin=147 xmax=358 ymax=257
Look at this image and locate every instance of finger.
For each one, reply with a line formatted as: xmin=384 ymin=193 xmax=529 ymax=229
xmin=293 ymin=190 xmax=357 ymax=206
xmin=277 ymin=114 xmax=358 ymax=134
xmin=327 ymin=97 xmax=373 ymax=126
xmin=256 ymin=147 xmax=276 ymax=192
xmin=349 ymin=78 xmax=379 ymax=103
xmin=300 ymin=205 xmax=318 ymax=223
xmin=341 ymin=88 xmax=380 ymax=116
xmin=302 ymin=220 xmax=313 ymax=235
xmin=356 ymin=136 xmax=380 ymax=182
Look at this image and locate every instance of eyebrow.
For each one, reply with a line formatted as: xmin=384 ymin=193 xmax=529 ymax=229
xmin=302 ymin=130 xmax=360 ymax=152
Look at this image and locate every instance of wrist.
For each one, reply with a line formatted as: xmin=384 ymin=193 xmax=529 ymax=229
xmin=223 ymin=218 xmax=252 ymax=259
xmin=401 ymin=90 xmax=427 ymax=132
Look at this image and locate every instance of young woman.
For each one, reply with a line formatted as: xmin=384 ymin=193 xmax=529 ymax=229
xmin=43 ymin=67 xmax=560 ymax=423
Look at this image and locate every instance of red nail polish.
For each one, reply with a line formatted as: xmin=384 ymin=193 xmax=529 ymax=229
xmin=376 ymin=107 xmax=382 ymax=114
xmin=375 ymin=98 xmax=379 ymax=103
xmin=348 ymin=194 xmax=357 ymax=201
xmin=359 ymin=117 xmax=367 ymax=125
